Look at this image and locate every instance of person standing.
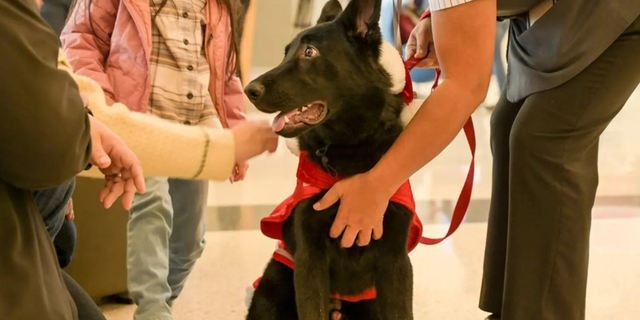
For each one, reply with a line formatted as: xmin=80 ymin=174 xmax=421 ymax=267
xmin=0 ymin=1 xmax=145 ymax=319
xmin=62 ymin=0 xmax=251 ymax=319
xmin=314 ymin=0 xmax=640 ymax=319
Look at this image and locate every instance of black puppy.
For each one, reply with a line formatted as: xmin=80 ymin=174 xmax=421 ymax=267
xmin=245 ymin=0 xmax=415 ymax=319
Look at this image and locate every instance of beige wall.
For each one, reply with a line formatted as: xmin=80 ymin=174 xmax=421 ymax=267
xmin=250 ymin=0 xmax=331 ymax=70
xmin=250 ymin=0 xmax=295 ymax=69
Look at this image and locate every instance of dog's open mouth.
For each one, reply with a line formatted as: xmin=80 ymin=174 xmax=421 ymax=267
xmin=272 ymin=101 xmax=328 ymax=133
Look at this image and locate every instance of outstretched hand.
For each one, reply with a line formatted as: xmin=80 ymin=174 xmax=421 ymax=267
xmin=89 ymin=116 xmax=145 ymax=210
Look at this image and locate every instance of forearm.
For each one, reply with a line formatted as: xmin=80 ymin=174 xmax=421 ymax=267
xmin=58 ymin=50 xmax=236 ymax=181
xmin=91 ymin=104 xmax=236 ymax=181
xmin=370 ymin=80 xmax=481 ymax=193
xmin=372 ymin=0 xmax=495 ymax=193
xmin=71 ymin=73 xmax=235 ymax=181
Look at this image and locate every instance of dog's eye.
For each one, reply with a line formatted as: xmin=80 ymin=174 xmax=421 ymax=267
xmin=304 ymin=46 xmax=318 ymax=58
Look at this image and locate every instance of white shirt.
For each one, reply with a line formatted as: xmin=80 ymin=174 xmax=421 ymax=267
xmin=429 ymin=0 xmax=475 ymax=11
xmin=149 ymin=0 xmax=221 ymax=128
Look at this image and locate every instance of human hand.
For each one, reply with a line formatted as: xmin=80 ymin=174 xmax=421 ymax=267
xmin=65 ymin=199 xmax=74 ymax=221
xmin=231 ymin=121 xmax=279 ymax=163
xmin=89 ymin=116 xmax=145 ymax=210
xmin=406 ymin=17 xmax=439 ymax=69
xmin=230 ymin=161 xmax=249 ymax=182
xmin=313 ymin=172 xmax=395 ymax=248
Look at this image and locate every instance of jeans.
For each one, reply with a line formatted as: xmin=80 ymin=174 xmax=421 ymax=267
xmin=56 ymin=219 xmax=77 ymax=268
xmin=127 ymin=177 xmax=209 ymax=320
xmin=33 ymin=178 xmax=77 ymax=268
xmin=40 ymin=0 xmax=74 ymax=37
xmin=380 ymin=0 xmax=436 ymax=83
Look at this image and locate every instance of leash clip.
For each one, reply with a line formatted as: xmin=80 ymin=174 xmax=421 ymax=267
xmin=315 ymin=145 xmax=338 ymax=177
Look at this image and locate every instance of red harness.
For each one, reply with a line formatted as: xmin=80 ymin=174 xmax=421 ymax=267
xmin=255 ymin=152 xmax=423 ymax=302
xmin=260 ymin=152 xmax=423 ymax=250
xmin=252 ymin=8 xmax=477 ymax=304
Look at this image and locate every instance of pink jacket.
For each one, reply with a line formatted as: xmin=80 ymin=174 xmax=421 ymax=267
xmin=61 ymin=0 xmax=245 ymax=128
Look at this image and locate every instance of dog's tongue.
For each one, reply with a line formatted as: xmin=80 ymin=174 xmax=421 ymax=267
xmin=272 ymin=115 xmax=286 ymax=132
xmin=272 ymin=109 xmax=298 ymax=132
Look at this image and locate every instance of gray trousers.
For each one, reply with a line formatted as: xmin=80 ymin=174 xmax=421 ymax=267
xmin=479 ymin=16 xmax=640 ymax=320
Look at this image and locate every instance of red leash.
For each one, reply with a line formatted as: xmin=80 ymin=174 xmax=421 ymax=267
xmin=398 ymin=8 xmax=477 ymax=245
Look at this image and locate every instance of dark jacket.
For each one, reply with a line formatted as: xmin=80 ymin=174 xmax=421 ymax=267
xmin=498 ymin=0 xmax=640 ymax=101
xmin=0 ymin=0 xmax=92 ymax=319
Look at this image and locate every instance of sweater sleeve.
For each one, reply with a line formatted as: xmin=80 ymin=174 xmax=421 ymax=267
xmin=82 ymin=103 xmax=236 ymax=181
xmin=57 ymin=53 xmax=235 ymax=181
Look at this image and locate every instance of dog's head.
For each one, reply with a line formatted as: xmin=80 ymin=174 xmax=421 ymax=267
xmin=245 ymin=0 xmax=404 ymax=139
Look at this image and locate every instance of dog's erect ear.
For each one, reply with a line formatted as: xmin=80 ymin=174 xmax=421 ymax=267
xmin=337 ymin=0 xmax=382 ymax=38
xmin=317 ymin=0 xmax=343 ymax=24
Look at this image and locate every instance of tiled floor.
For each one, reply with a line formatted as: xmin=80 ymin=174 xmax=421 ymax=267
xmin=103 ymin=219 xmax=640 ymax=320
xmin=103 ymin=71 xmax=640 ymax=319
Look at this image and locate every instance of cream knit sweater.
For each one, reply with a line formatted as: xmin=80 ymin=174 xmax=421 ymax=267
xmin=57 ymin=49 xmax=236 ymax=181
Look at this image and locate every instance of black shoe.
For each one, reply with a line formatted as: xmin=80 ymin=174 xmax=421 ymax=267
xmin=485 ymin=315 xmax=500 ymax=320
xmin=106 ymin=292 xmax=134 ymax=305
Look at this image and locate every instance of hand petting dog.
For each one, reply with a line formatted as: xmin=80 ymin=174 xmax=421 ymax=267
xmin=314 ymin=172 xmax=395 ymax=248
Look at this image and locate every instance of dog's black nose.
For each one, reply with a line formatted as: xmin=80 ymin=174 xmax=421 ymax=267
xmin=244 ymin=82 xmax=265 ymax=103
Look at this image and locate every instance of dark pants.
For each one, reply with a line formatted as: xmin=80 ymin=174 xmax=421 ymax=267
xmin=33 ymin=180 xmax=106 ymax=320
xmin=479 ymin=16 xmax=640 ymax=320
xmin=62 ymin=270 xmax=106 ymax=320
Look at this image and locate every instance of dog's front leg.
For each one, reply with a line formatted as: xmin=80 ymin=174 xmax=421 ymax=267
xmin=376 ymin=253 xmax=414 ymax=320
xmin=293 ymin=246 xmax=330 ymax=320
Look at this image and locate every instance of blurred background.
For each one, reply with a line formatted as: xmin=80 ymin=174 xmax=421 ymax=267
xmin=50 ymin=0 xmax=640 ymax=319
